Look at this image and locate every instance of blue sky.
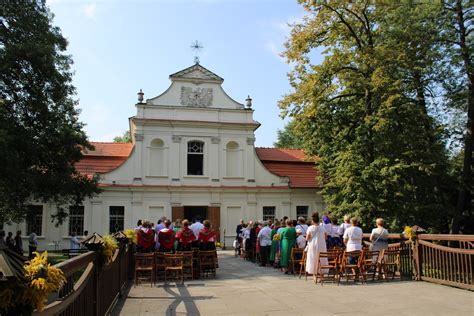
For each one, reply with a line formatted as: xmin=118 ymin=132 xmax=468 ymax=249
xmin=46 ymin=0 xmax=309 ymax=147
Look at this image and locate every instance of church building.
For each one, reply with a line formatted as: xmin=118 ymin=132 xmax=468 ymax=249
xmin=12 ymin=63 xmax=326 ymax=248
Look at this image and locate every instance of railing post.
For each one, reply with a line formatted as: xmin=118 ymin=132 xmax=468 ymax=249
xmin=412 ymin=236 xmax=422 ymax=281
xmin=94 ymin=256 xmax=100 ymax=316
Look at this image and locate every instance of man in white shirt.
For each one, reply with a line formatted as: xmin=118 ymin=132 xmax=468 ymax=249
xmin=343 ymin=217 xmax=363 ymax=264
xmin=257 ymin=221 xmax=272 ymax=266
xmin=295 ymin=217 xmax=308 ymax=237
xmin=190 ymin=217 xmax=204 ymax=247
xmin=70 ymin=232 xmax=81 ymax=251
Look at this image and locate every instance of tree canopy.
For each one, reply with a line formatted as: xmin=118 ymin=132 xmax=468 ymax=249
xmin=0 ymin=0 xmax=100 ymax=224
xmin=280 ymin=1 xmax=471 ymax=232
xmin=113 ymin=130 xmax=132 ymax=143
xmin=274 ymin=120 xmax=304 ymax=149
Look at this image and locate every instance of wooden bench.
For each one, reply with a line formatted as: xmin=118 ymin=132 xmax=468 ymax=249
xmin=61 ymin=248 xmax=88 ymax=259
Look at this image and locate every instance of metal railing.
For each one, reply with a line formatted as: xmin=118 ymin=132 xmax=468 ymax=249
xmin=34 ymin=244 xmax=131 ymax=316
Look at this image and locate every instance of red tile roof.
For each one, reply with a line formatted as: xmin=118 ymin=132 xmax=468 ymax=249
xmin=75 ymin=142 xmax=133 ymax=176
xmin=255 ymin=147 xmax=307 ymax=162
xmin=255 ymin=148 xmax=320 ymax=188
xmin=74 ymin=143 xmax=320 ymax=188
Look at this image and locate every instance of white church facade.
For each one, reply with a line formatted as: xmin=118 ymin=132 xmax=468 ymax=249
xmin=8 ymin=63 xmax=325 ymax=249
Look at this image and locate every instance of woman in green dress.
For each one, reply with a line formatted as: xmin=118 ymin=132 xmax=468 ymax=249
xmin=173 ymin=218 xmax=182 ymax=251
xmin=269 ymin=220 xmax=281 ymax=265
xmin=279 ymin=219 xmax=296 ymax=274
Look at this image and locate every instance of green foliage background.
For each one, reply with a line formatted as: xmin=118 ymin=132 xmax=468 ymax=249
xmin=279 ymin=1 xmax=473 ymax=233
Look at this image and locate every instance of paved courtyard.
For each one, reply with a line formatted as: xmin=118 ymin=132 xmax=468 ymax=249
xmin=112 ymin=250 xmax=473 ymax=316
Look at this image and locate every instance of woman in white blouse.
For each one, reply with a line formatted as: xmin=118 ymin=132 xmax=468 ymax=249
xmin=343 ymin=218 xmax=363 ymax=264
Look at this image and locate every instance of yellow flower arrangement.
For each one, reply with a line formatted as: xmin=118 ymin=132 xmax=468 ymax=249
xmin=124 ymin=229 xmax=137 ymax=244
xmin=272 ymin=234 xmax=280 ymax=241
xmin=23 ymin=251 xmax=66 ymax=311
xmin=404 ymin=226 xmax=416 ymax=241
xmin=101 ymin=234 xmax=119 ymax=263
xmin=215 ymin=242 xmax=223 ymax=248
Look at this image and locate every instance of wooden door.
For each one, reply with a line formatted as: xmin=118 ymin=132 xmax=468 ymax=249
xmin=208 ymin=206 xmax=221 ymax=242
xmin=171 ymin=206 xmax=184 ymax=222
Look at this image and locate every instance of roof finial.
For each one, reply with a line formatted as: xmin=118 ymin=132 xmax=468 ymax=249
xmin=245 ymin=95 xmax=252 ymax=109
xmin=190 ymin=40 xmax=203 ymax=64
xmin=137 ymin=89 xmax=144 ymax=103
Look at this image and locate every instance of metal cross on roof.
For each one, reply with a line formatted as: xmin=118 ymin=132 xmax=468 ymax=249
xmin=190 ymin=40 xmax=203 ymax=64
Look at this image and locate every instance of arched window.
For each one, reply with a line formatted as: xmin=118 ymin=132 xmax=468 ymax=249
xmin=187 ymin=140 xmax=204 ymax=175
xmin=149 ymin=138 xmax=165 ymax=175
xmin=226 ymin=141 xmax=242 ymax=177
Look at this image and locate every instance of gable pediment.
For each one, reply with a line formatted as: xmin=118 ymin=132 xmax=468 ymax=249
xmin=169 ymin=64 xmax=224 ymax=83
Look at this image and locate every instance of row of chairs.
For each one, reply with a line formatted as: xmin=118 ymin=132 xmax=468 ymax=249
xmin=289 ymin=247 xmax=401 ymax=285
xmin=134 ymin=250 xmax=218 ymax=286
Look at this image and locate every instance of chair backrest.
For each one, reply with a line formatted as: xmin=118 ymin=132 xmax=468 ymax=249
xmin=319 ymin=251 xmax=340 ymax=265
xmin=381 ymin=249 xmax=400 ymax=264
xmin=341 ymin=250 xmax=362 ymax=265
xmin=176 ymin=251 xmax=194 ymax=265
xmin=154 ymin=252 xmax=165 ymax=265
xmin=164 ymin=254 xmax=184 ymax=268
xmin=135 ymin=253 xmax=154 ymax=268
xmin=291 ymin=247 xmax=304 ymax=260
xmin=199 ymin=250 xmax=216 ymax=264
xmin=361 ymin=250 xmax=380 ymax=264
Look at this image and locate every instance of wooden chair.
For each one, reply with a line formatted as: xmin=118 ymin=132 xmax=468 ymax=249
xmin=359 ymin=250 xmax=380 ymax=283
xmin=380 ymin=249 xmax=402 ymax=281
xmin=299 ymin=250 xmax=307 ymax=279
xmin=177 ymin=251 xmax=194 ymax=280
xmin=199 ymin=250 xmax=217 ymax=278
xmin=192 ymin=248 xmax=200 ymax=279
xmin=164 ymin=253 xmax=184 ymax=283
xmin=134 ymin=253 xmax=154 ymax=287
xmin=317 ymin=250 xmax=342 ymax=285
xmin=154 ymin=252 xmax=166 ymax=282
xmin=340 ymin=250 xmax=362 ymax=283
xmin=290 ymin=247 xmax=304 ymax=276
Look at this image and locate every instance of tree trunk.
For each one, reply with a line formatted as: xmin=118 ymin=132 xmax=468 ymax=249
xmin=452 ymin=0 xmax=473 ymax=233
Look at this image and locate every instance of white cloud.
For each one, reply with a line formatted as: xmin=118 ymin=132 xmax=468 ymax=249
xmin=265 ymin=40 xmax=284 ymax=61
xmin=82 ymin=3 xmax=97 ymax=18
xmin=262 ymin=14 xmax=304 ymax=63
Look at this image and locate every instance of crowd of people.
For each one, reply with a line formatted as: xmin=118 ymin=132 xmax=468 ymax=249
xmin=135 ymin=217 xmax=217 ymax=253
xmin=0 ymin=230 xmax=40 ymax=258
xmin=235 ymin=212 xmax=389 ymax=282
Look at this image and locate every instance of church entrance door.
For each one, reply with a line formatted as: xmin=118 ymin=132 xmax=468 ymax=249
xmin=184 ymin=206 xmax=208 ymax=222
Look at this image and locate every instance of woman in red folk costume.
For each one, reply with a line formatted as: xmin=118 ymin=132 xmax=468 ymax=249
xmin=176 ymin=219 xmax=196 ymax=251
xmin=198 ymin=220 xmax=217 ymax=251
xmin=158 ymin=219 xmax=175 ymax=252
xmin=137 ymin=221 xmax=155 ymax=252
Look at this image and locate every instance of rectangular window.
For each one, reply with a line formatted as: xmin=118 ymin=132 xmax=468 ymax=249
xmin=109 ymin=206 xmax=125 ymax=233
xmin=187 ymin=141 xmax=204 ymax=175
xmin=69 ymin=205 xmax=84 ymax=236
xmin=296 ymin=206 xmax=309 ymax=220
xmin=262 ymin=206 xmax=276 ymax=221
xmin=26 ymin=205 xmax=43 ymax=235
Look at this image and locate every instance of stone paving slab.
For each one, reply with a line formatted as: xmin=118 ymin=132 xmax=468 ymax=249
xmin=112 ymin=250 xmax=474 ymax=316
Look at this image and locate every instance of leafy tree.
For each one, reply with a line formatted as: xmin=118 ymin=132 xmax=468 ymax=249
xmin=280 ymin=1 xmax=453 ymax=231
xmin=0 ymin=0 xmax=100 ymax=224
xmin=442 ymin=0 xmax=473 ymax=233
xmin=274 ymin=120 xmax=304 ymax=149
xmin=113 ymin=130 xmax=132 ymax=143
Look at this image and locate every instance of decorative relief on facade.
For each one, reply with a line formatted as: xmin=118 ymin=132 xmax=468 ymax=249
xmin=211 ymin=136 xmax=220 ymax=144
xmin=180 ymin=87 xmax=213 ymax=107
xmin=172 ymin=135 xmax=182 ymax=143
xmin=246 ymin=137 xmax=256 ymax=145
